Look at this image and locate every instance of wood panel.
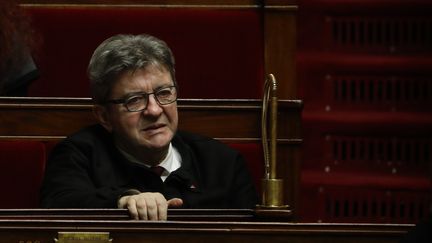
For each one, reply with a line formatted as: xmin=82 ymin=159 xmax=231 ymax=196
xmin=20 ymin=0 xmax=297 ymax=7
xmin=0 ymin=97 xmax=302 ymax=140
xmin=264 ymin=0 xmax=298 ymax=99
xmin=0 ymin=209 xmax=413 ymax=243
xmin=20 ymin=0 xmax=260 ymax=5
xmin=0 ymin=208 xmax=255 ymax=221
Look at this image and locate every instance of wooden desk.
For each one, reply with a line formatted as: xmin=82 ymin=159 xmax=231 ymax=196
xmin=0 ymin=209 xmax=412 ymax=243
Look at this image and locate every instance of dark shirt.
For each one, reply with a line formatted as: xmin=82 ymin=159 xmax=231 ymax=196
xmin=40 ymin=124 xmax=258 ymax=209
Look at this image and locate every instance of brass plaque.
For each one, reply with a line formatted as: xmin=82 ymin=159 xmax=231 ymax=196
xmin=54 ymin=232 xmax=112 ymax=243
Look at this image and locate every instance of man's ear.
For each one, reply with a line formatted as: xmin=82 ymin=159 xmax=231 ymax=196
xmin=93 ymin=104 xmax=113 ymax=132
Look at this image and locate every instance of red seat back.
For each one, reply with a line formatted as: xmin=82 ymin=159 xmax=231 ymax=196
xmin=227 ymin=143 xmax=264 ymax=192
xmin=0 ymin=141 xmax=46 ymax=208
xmin=25 ymin=6 xmax=264 ymax=99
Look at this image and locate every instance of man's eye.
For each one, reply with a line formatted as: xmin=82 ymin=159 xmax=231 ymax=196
xmin=126 ymin=96 xmax=143 ymax=105
xmin=157 ymin=89 xmax=172 ymax=97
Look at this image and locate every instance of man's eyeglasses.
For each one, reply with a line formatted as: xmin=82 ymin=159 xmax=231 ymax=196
xmin=106 ymin=85 xmax=177 ymax=112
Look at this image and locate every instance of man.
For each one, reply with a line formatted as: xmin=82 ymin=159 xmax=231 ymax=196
xmin=40 ymin=34 xmax=258 ymax=220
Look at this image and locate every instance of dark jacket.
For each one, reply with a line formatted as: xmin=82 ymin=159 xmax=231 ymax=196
xmin=40 ymin=124 xmax=258 ymax=209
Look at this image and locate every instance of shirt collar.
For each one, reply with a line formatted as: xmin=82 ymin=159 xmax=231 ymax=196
xmin=116 ymin=143 xmax=181 ymax=181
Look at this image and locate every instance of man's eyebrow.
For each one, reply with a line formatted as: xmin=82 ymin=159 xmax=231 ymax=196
xmin=120 ymin=83 xmax=174 ymax=97
xmin=121 ymin=86 xmax=169 ymax=98
xmin=154 ymin=84 xmax=175 ymax=90
xmin=120 ymin=91 xmax=147 ymax=99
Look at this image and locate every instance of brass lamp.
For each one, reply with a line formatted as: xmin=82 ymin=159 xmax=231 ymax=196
xmin=258 ymin=74 xmax=288 ymax=208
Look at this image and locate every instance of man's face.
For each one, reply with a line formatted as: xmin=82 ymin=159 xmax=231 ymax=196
xmin=98 ymin=65 xmax=178 ymax=155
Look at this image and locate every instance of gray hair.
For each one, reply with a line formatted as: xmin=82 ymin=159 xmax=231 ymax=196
xmin=88 ymin=34 xmax=176 ymax=104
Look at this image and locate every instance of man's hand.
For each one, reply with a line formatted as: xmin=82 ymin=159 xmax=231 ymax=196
xmin=117 ymin=192 xmax=183 ymax=220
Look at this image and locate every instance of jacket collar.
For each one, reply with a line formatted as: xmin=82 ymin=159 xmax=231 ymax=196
xmin=167 ymin=132 xmax=202 ymax=192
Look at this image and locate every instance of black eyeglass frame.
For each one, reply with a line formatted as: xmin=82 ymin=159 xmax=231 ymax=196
xmin=106 ymin=85 xmax=178 ymax=112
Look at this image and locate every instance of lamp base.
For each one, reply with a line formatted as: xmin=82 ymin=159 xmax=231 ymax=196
xmin=258 ymin=178 xmax=289 ymax=208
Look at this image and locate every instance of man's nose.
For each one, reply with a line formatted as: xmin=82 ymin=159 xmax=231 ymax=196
xmin=143 ymin=94 xmax=163 ymax=115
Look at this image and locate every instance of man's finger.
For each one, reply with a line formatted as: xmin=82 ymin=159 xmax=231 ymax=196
xmin=144 ymin=197 xmax=158 ymax=220
xmin=156 ymin=197 xmax=168 ymax=220
xmin=126 ymin=198 xmax=139 ymax=220
xmin=167 ymin=198 xmax=183 ymax=208
xmin=135 ymin=198 xmax=149 ymax=220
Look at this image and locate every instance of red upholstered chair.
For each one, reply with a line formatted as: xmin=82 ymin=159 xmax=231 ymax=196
xmin=0 ymin=141 xmax=46 ymax=208
xmin=227 ymin=143 xmax=264 ymax=193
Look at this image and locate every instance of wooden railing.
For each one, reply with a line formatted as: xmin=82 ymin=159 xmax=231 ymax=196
xmin=0 ymin=209 xmax=413 ymax=243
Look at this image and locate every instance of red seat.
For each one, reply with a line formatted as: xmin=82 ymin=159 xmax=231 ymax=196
xmin=227 ymin=143 xmax=264 ymax=192
xmin=0 ymin=141 xmax=46 ymax=208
